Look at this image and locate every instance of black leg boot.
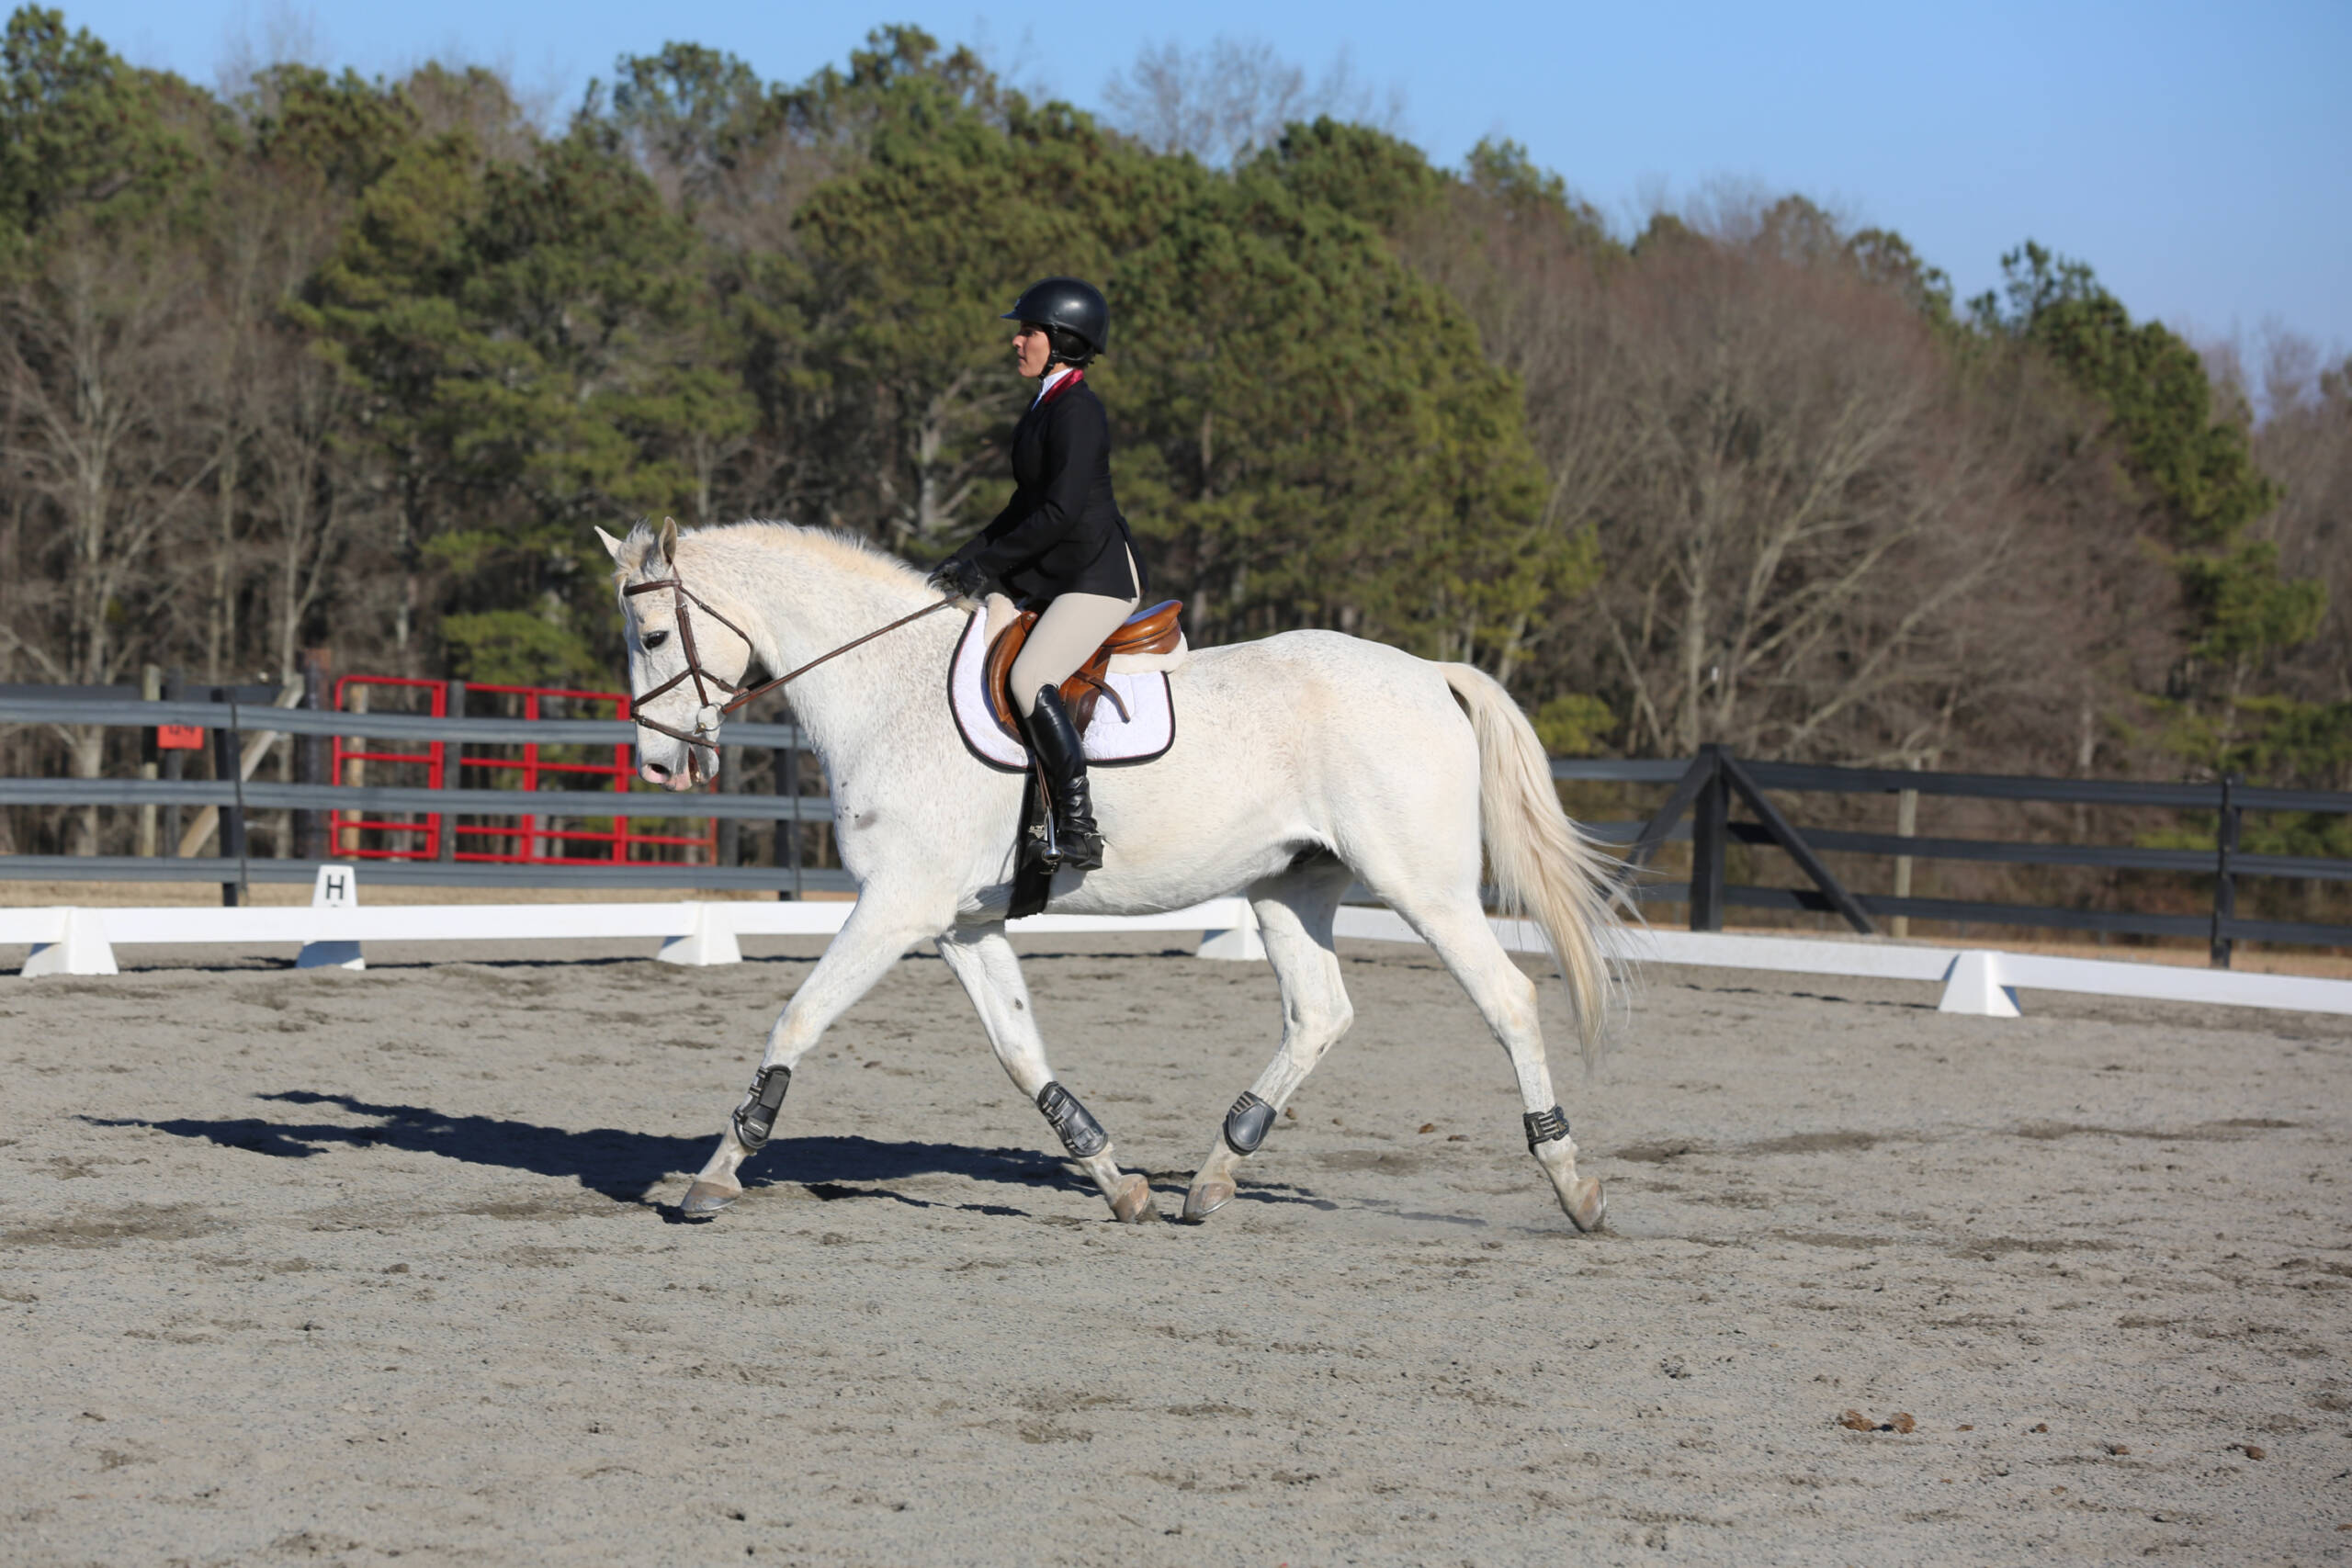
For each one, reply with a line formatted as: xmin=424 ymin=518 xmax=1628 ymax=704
xmin=1023 ymin=685 xmax=1105 ymax=872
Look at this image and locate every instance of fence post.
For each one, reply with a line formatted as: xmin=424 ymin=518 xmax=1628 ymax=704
xmin=298 ymin=649 xmax=331 ymax=861
xmin=717 ymin=744 xmax=742 ymax=868
xmin=1689 ymin=743 xmax=1727 ymax=932
xmin=1892 ymin=761 xmax=1919 ymax=941
xmin=775 ymin=728 xmax=802 ymax=901
xmin=137 ymin=664 xmax=162 ymax=857
xmin=161 ymin=670 xmax=187 ymax=855
xmin=210 ymin=690 xmax=247 ymax=907
xmin=437 ymin=679 xmax=467 ymax=863
xmin=2211 ymin=774 xmax=2240 ymax=969
xmin=337 ymin=682 xmax=366 ymax=855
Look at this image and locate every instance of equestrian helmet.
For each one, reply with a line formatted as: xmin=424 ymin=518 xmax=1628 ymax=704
xmin=1002 ymin=276 xmax=1109 ymax=359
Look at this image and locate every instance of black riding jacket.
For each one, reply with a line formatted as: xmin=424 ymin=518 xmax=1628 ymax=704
xmin=945 ymin=373 xmax=1146 ymax=607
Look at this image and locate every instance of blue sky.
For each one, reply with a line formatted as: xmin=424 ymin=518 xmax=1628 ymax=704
xmin=70 ymin=0 xmax=2352 ymax=355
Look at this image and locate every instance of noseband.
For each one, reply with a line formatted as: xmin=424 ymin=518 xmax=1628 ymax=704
xmin=622 ymin=574 xmax=758 ymax=746
xmin=623 ymin=572 xmax=957 ymax=748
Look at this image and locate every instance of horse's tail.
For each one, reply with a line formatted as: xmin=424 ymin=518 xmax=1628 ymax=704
xmin=1440 ymin=662 xmax=1619 ymax=1066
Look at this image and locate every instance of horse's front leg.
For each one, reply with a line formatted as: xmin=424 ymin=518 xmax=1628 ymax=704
xmin=682 ymin=892 xmax=944 ymax=1218
xmin=934 ymin=923 xmax=1159 ymax=1223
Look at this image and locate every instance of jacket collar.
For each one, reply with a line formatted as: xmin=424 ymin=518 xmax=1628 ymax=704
xmin=1031 ymin=366 xmax=1083 ymax=410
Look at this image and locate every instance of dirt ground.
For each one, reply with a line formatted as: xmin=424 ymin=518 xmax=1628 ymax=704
xmin=1 ymin=931 xmax=2346 ymax=1567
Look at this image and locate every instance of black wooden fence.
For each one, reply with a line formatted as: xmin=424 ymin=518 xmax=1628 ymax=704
xmin=1555 ymin=744 xmax=2352 ymax=967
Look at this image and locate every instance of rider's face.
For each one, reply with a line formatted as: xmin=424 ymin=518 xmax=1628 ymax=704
xmin=1012 ymin=321 xmax=1053 ymax=378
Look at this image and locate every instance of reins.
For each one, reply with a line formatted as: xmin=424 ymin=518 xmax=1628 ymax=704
xmin=622 ymin=571 xmax=956 ymax=748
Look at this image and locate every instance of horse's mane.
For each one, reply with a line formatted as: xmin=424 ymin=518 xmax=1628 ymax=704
xmin=616 ymin=517 xmax=928 ymax=589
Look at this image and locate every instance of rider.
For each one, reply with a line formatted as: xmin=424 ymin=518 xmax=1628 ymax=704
xmin=929 ymin=277 xmax=1146 ymax=873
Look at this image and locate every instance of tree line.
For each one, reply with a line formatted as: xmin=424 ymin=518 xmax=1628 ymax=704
xmin=1 ymin=9 xmax=2345 ymax=864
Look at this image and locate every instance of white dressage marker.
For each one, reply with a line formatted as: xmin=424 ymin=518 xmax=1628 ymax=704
xmin=296 ymin=863 xmax=366 ymax=971
xmin=658 ymin=902 xmax=744 ymax=966
xmin=1197 ymin=904 xmax=1268 ymax=962
xmin=1937 ymin=950 xmax=2021 ymax=1017
xmin=18 ymin=907 xmax=116 ymax=977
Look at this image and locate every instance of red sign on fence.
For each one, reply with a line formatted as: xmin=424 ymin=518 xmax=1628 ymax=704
xmin=154 ymin=725 xmax=205 ymax=750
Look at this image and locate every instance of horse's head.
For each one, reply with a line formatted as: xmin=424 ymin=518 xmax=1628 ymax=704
xmin=599 ymin=518 xmax=749 ymax=792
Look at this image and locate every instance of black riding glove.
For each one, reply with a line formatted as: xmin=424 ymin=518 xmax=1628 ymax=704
xmin=928 ymin=557 xmax=987 ymax=599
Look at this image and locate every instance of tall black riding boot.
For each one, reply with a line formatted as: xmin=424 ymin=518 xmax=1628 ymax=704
xmin=1023 ymin=685 xmax=1105 ymax=872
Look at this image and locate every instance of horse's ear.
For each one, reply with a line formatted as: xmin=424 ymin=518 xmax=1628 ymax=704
xmin=659 ymin=517 xmax=679 ymax=565
xmin=594 ymin=525 xmax=625 ymax=562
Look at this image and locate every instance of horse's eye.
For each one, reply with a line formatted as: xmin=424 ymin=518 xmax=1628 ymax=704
xmin=642 ymin=630 xmax=670 ymax=650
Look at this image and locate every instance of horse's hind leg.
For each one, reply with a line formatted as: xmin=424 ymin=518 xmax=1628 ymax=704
xmin=1182 ymin=860 xmax=1356 ymax=1223
xmin=1383 ymin=889 xmax=1605 ymax=1232
xmin=934 ymin=924 xmax=1158 ymax=1223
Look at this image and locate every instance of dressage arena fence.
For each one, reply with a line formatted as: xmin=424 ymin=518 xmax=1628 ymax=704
xmin=5 ymin=687 xmax=2352 ymax=1019
xmin=1557 ymin=744 xmax=2352 ymax=967
xmin=0 ymin=682 xmax=850 ymax=899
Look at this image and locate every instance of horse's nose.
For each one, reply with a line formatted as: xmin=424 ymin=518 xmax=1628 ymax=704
xmin=639 ymin=761 xmax=672 ymax=785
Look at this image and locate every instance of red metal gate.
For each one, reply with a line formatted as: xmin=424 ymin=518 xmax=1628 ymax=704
xmin=330 ymin=676 xmax=715 ymax=864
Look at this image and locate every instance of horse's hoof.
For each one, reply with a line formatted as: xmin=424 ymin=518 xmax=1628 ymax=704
xmin=1109 ymin=1174 xmax=1159 ymax=1224
xmin=680 ymin=1179 xmax=741 ymax=1220
xmin=1181 ymin=1179 xmax=1235 ymax=1223
xmin=1563 ymin=1175 xmax=1607 ymax=1233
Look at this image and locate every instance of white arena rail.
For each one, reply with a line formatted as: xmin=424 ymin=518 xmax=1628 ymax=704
xmin=1331 ymin=908 xmax=2352 ymax=1019
xmin=6 ymin=879 xmax=2349 ymax=1018
xmin=0 ymin=892 xmax=1270 ymax=976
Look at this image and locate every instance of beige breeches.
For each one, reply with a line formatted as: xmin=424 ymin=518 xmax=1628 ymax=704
xmin=1009 ymin=550 xmax=1141 ymax=716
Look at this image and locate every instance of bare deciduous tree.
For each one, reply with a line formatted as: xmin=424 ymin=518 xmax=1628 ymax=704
xmin=0 ymin=225 xmax=215 ymax=850
xmin=1428 ymin=190 xmax=2170 ymax=769
xmin=1102 ymin=37 xmax=1405 ymax=167
xmin=2246 ymin=333 xmax=2352 ymax=711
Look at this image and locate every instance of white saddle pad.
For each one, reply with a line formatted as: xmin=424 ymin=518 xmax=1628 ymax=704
xmin=948 ymin=609 xmax=1175 ymax=773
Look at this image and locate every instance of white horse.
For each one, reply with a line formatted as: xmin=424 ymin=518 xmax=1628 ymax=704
xmin=597 ymin=517 xmax=1618 ymax=1229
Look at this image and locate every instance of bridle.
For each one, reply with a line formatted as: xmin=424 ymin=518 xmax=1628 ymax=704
xmin=622 ymin=571 xmax=956 ymax=750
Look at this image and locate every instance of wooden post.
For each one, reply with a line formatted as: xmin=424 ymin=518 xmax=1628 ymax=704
xmin=717 ymin=743 xmax=742 ymax=869
xmin=775 ymin=728 xmax=802 ymax=901
xmin=161 ymin=669 xmax=185 ymax=855
xmin=338 ymin=682 xmax=367 ymax=854
xmin=137 ymin=663 xmax=162 ymax=857
xmin=2211 ymin=775 xmax=2240 ymax=969
xmin=298 ymin=650 xmax=331 ymax=861
xmin=210 ymin=690 xmax=247 ymax=907
xmin=437 ymin=680 xmax=467 ymax=863
xmin=1892 ymin=762 xmax=1918 ymax=941
xmin=1689 ymin=744 xmax=1727 ymax=933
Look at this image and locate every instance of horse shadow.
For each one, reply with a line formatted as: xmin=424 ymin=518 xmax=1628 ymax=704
xmin=84 ymin=1089 xmax=1082 ymax=1217
xmin=87 ymin=1092 xmax=1461 ymax=1226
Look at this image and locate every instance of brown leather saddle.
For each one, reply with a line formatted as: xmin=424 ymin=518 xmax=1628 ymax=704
xmin=985 ymin=599 xmax=1183 ymax=735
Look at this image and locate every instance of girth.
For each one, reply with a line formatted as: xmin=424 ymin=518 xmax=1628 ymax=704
xmin=985 ymin=599 xmax=1183 ymax=735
